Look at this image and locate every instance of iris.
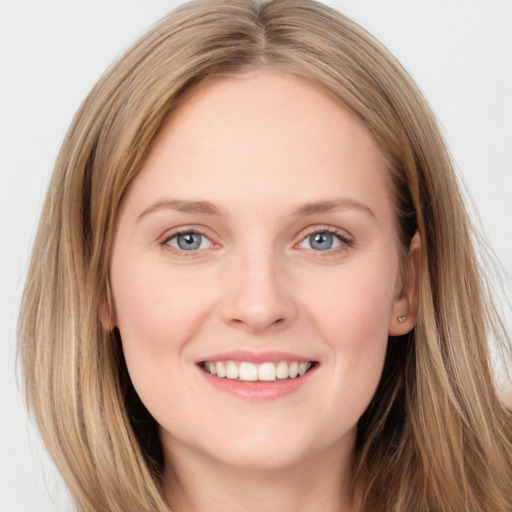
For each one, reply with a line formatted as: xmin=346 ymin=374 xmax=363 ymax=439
xmin=176 ymin=232 xmax=203 ymax=250
xmin=309 ymin=232 xmax=334 ymax=251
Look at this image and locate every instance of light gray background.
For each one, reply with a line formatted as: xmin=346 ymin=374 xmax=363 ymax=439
xmin=1 ymin=1 xmax=511 ymax=510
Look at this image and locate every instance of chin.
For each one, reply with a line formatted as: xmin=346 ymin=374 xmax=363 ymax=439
xmin=193 ymin=422 xmax=353 ymax=472
xmin=209 ymin=443 xmax=313 ymax=471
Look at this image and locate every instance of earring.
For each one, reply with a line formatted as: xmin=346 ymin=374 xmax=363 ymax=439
xmin=397 ymin=315 xmax=407 ymax=323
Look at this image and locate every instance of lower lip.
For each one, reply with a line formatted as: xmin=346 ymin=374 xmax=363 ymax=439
xmin=199 ymin=366 xmax=317 ymax=401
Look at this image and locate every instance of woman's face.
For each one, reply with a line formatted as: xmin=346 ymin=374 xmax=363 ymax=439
xmin=108 ymin=71 xmax=417 ymax=471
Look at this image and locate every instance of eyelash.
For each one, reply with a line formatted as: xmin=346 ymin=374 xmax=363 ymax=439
xmin=159 ymin=226 xmax=353 ymax=255
xmin=299 ymin=226 xmax=354 ymax=253
xmin=160 ymin=227 xmax=214 ymax=256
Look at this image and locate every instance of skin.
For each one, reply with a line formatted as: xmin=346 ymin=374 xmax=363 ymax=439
xmin=107 ymin=71 xmax=420 ymax=512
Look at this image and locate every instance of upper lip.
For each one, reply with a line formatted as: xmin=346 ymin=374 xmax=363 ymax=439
xmin=197 ymin=350 xmax=316 ymax=364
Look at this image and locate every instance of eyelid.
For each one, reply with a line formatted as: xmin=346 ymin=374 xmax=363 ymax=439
xmin=157 ymin=224 xmax=353 ymax=255
xmin=301 ymin=224 xmax=353 ymax=241
xmin=160 ymin=226 xmax=218 ymax=253
xmin=296 ymin=225 xmax=354 ymax=252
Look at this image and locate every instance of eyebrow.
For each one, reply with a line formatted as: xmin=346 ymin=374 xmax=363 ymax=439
xmin=137 ymin=199 xmax=219 ymax=221
xmin=136 ymin=197 xmax=376 ymax=221
xmin=293 ymin=198 xmax=376 ymax=219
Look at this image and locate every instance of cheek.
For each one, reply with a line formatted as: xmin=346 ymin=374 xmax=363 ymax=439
xmin=112 ymin=257 xmax=211 ymax=346
xmin=305 ymin=260 xmax=396 ymax=342
xmin=110 ymin=259 xmax=214 ymax=405
xmin=300 ymin=261 xmax=397 ymax=416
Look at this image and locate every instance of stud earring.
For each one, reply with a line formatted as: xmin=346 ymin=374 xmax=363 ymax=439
xmin=397 ymin=315 xmax=407 ymax=323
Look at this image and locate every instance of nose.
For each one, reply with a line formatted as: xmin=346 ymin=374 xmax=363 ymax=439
xmin=221 ymin=247 xmax=297 ymax=333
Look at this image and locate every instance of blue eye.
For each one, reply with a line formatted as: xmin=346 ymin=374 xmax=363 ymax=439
xmin=300 ymin=231 xmax=345 ymax=251
xmin=166 ymin=232 xmax=212 ymax=251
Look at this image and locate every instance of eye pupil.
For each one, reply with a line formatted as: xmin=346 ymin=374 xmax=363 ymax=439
xmin=309 ymin=232 xmax=333 ymax=251
xmin=177 ymin=233 xmax=202 ymax=250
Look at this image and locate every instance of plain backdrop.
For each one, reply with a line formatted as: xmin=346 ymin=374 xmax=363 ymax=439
xmin=1 ymin=1 xmax=511 ymax=510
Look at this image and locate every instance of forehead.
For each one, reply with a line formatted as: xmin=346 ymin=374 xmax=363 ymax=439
xmin=159 ymin=70 xmax=381 ymax=163
xmin=125 ymin=70 xmax=391 ymax=221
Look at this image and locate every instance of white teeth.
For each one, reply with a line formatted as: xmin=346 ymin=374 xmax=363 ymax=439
xmin=209 ymin=362 xmax=217 ymax=376
xmin=276 ymin=361 xmax=289 ymax=379
xmin=216 ymin=361 xmax=226 ymax=378
xmin=239 ymin=362 xmax=258 ymax=381
xmin=288 ymin=362 xmax=298 ymax=378
xmin=226 ymin=361 xmax=238 ymax=379
xmin=204 ymin=361 xmax=313 ymax=381
xmin=258 ymin=362 xmax=277 ymax=382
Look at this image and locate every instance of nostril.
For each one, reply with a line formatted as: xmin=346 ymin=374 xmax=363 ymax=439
xmin=226 ymin=316 xmax=288 ymax=336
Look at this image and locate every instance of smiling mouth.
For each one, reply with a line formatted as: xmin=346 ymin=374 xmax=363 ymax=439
xmin=200 ymin=360 xmax=316 ymax=382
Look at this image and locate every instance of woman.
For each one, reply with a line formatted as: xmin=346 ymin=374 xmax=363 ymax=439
xmin=18 ymin=0 xmax=512 ymax=510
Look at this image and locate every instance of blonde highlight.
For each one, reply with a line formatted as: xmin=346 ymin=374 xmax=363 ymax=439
xmin=19 ymin=1 xmax=512 ymax=510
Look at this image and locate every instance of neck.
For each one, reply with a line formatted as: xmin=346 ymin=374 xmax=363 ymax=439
xmin=162 ymin=438 xmax=359 ymax=512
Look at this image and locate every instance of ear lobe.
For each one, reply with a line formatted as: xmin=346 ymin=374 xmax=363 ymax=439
xmin=99 ymin=280 xmax=116 ymax=331
xmin=388 ymin=231 xmax=421 ymax=336
xmin=99 ymin=300 xmax=116 ymax=331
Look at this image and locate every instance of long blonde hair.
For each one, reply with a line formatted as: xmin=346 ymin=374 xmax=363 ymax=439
xmin=19 ymin=0 xmax=512 ymax=510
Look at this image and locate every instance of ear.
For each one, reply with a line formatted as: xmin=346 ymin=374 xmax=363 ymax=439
xmin=99 ymin=279 xmax=116 ymax=332
xmin=388 ymin=231 xmax=421 ymax=336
